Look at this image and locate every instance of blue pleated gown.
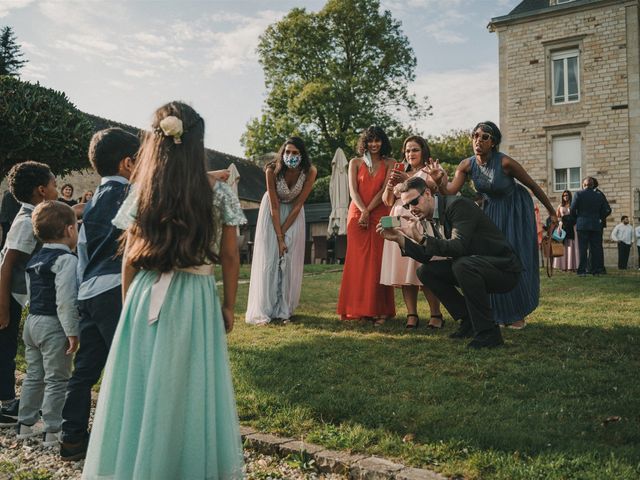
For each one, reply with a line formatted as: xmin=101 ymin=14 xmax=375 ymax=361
xmin=469 ymin=152 xmax=539 ymax=325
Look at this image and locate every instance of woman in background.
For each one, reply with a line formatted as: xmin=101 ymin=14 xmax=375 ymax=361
xmin=245 ymin=137 xmax=317 ymax=325
xmin=380 ymin=136 xmax=443 ymax=329
xmin=337 ymin=126 xmax=395 ymax=325
xmin=58 ymin=183 xmax=77 ymax=207
xmin=430 ymin=121 xmax=557 ymax=329
xmin=554 ymin=190 xmax=578 ymax=271
xmin=79 ymin=190 xmax=94 ymax=204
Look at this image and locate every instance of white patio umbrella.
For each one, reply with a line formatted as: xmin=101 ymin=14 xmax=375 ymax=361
xmin=226 ymin=163 xmax=241 ymax=198
xmin=327 ymin=147 xmax=349 ymax=236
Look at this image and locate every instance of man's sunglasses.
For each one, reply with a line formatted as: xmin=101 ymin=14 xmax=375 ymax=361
xmin=472 ymin=131 xmax=492 ymax=141
xmin=402 ymin=190 xmax=425 ymax=209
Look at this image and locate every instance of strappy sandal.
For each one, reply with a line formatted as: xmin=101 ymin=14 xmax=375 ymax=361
xmin=373 ymin=317 xmax=386 ymax=326
xmin=427 ymin=314 xmax=445 ymax=329
xmin=405 ymin=313 xmax=420 ymax=329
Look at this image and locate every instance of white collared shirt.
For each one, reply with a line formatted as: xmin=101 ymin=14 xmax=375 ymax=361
xmin=611 ymin=223 xmax=633 ymax=245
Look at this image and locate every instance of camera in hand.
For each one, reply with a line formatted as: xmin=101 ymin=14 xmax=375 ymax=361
xmin=380 ymin=216 xmax=402 ymax=228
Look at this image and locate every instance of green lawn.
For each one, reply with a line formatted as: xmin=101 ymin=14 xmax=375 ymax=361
xmin=10 ymin=266 xmax=640 ymax=479
xmin=228 ymin=265 xmax=640 ymax=479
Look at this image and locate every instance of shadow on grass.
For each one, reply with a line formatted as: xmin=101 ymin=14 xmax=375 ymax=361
xmin=230 ymin=316 xmax=640 ymax=468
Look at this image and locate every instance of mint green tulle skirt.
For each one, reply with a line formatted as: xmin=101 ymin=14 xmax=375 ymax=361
xmin=82 ymin=270 xmax=244 ymax=480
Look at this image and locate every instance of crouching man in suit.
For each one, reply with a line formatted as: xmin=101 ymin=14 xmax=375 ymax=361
xmin=376 ymin=176 xmax=522 ymax=349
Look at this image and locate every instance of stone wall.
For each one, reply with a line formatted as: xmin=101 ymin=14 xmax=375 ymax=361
xmin=494 ymin=0 xmax=640 ymax=267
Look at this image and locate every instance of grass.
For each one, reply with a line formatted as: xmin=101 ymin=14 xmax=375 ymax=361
xmin=10 ymin=265 xmax=640 ymax=479
xmin=227 ymin=265 xmax=640 ymax=479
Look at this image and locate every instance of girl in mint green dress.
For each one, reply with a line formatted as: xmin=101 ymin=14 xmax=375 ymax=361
xmin=82 ymin=102 xmax=245 ymax=480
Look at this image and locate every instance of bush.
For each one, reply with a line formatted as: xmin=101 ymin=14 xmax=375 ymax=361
xmin=306 ymin=175 xmax=330 ymax=204
xmin=0 ymin=76 xmax=94 ymax=177
xmin=441 ymin=161 xmax=476 ymax=198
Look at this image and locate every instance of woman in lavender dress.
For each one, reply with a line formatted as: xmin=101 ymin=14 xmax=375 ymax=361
xmin=245 ymin=137 xmax=317 ymax=325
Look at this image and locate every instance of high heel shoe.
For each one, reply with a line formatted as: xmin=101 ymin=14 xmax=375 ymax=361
xmin=405 ymin=313 xmax=420 ymax=329
xmin=427 ymin=314 xmax=445 ymax=329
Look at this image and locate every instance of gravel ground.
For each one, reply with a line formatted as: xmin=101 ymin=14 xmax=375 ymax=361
xmin=1 ymin=377 xmax=346 ymax=479
xmin=0 ymin=429 xmax=347 ymax=479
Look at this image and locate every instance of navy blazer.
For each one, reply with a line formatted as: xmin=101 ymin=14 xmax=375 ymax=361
xmin=570 ymin=188 xmax=610 ymax=232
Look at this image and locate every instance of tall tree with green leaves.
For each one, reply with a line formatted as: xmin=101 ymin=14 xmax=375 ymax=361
xmin=0 ymin=26 xmax=27 ymax=77
xmin=241 ymin=0 xmax=431 ymax=176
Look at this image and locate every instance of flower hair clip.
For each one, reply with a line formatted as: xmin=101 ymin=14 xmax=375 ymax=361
xmin=157 ymin=116 xmax=184 ymax=144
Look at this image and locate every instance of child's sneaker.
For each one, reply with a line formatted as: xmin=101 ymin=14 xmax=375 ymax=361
xmin=0 ymin=413 xmax=18 ymax=428
xmin=16 ymin=423 xmax=39 ymax=439
xmin=1 ymin=398 xmax=19 ymax=417
xmin=42 ymin=431 xmax=60 ymax=447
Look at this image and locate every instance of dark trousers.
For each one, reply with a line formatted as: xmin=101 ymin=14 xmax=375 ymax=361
xmin=417 ymin=257 xmax=520 ymax=335
xmin=0 ymin=297 xmax=22 ymax=401
xmin=577 ymin=230 xmax=605 ymax=274
xmin=61 ymin=286 xmax=122 ymax=443
xmin=617 ymin=242 xmax=630 ymax=269
xmin=637 ymin=246 xmax=640 ymax=268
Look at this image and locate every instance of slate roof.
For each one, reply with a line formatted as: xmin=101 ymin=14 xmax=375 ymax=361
xmin=84 ymin=113 xmax=266 ymax=203
xmin=491 ymin=0 xmax=605 ymax=26
xmin=508 ymin=0 xmax=550 ymax=16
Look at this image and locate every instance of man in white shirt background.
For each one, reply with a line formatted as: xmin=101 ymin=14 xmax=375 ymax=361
xmin=635 ymin=222 xmax=640 ymax=270
xmin=610 ymin=216 xmax=634 ymax=270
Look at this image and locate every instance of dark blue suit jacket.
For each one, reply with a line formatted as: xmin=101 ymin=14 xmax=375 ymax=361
xmin=570 ymin=188 xmax=610 ymax=231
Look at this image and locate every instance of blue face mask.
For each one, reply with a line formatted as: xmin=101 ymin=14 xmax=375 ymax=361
xmin=283 ymin=153 xmax=302 ymax=169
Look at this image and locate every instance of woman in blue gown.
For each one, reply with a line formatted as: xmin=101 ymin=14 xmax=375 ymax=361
xmin=431 ymin=121 xmax=557 ymax=328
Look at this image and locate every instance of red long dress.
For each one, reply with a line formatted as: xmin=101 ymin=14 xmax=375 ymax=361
xmin=337 ymin=161 xmax=396 ymax=320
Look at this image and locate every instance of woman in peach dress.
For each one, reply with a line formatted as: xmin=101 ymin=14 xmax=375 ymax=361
xmin=337 ymin=126 xmax=395 ymax=324
xmin=380 ymin=136 xmax=443 ymax=329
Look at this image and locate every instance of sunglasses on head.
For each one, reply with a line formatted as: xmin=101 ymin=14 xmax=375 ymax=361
xmin=472 ymin=131 xmax=492 ymax=141
xmin=402 ymin=189 xmax=425 ymax=209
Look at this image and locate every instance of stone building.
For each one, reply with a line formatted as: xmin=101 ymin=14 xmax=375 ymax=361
xmin=489 ymin=0 xmax=640 ymax=266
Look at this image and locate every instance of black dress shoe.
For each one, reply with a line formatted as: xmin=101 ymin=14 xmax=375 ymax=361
xmin=449 ymin=318 xmax=473 ymax=339
xmin=1 ymin=398 xmax=19 ymax=417
xmin=467 ymin=328 xmax=504 ymax=349
xmin=60 ymin=437 xmax=88 ymax=462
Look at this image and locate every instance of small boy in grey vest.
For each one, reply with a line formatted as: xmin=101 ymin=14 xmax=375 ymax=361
xmin=15 ymin=201 xmax=80 ymax=446
xmin=0 ymin=162 xmax=59 ymax=426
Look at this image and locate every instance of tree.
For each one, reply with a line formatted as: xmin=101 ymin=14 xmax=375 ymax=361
xmin=0 ymin=76 xmax=94 ymax=177
xmin=0 ymin=26 xmax=27 ymax=77
xmin=242 ymin=0 xmax=431 ymax=176
xmin=426 ymin=129 xmax=476 ymax=198
xmin=427 ymin=129 xmax=472 ymax=165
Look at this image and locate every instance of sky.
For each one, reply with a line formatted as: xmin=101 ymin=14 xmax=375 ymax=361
xmin=2 ymin=0 xmax=521 ymax=158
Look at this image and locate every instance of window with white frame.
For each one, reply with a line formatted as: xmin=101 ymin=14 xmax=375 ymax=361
xmin=556 ymin=0 xmax=575 ymax=4
xmin=551 ymin=49 xmax=580 ymax=104
xmin=552 ymin=135 xmax=581 ymax=191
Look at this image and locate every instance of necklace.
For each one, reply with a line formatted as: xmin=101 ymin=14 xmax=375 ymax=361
xmin=476 ymin=153 xmax=491 ymax=167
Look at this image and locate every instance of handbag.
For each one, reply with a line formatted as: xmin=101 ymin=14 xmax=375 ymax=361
xmin=541 ymin=225 xmax=564 ymax=277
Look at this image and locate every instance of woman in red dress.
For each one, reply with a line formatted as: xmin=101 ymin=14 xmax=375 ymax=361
xmin=337 ymin=126 xmax=396 ymax=324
